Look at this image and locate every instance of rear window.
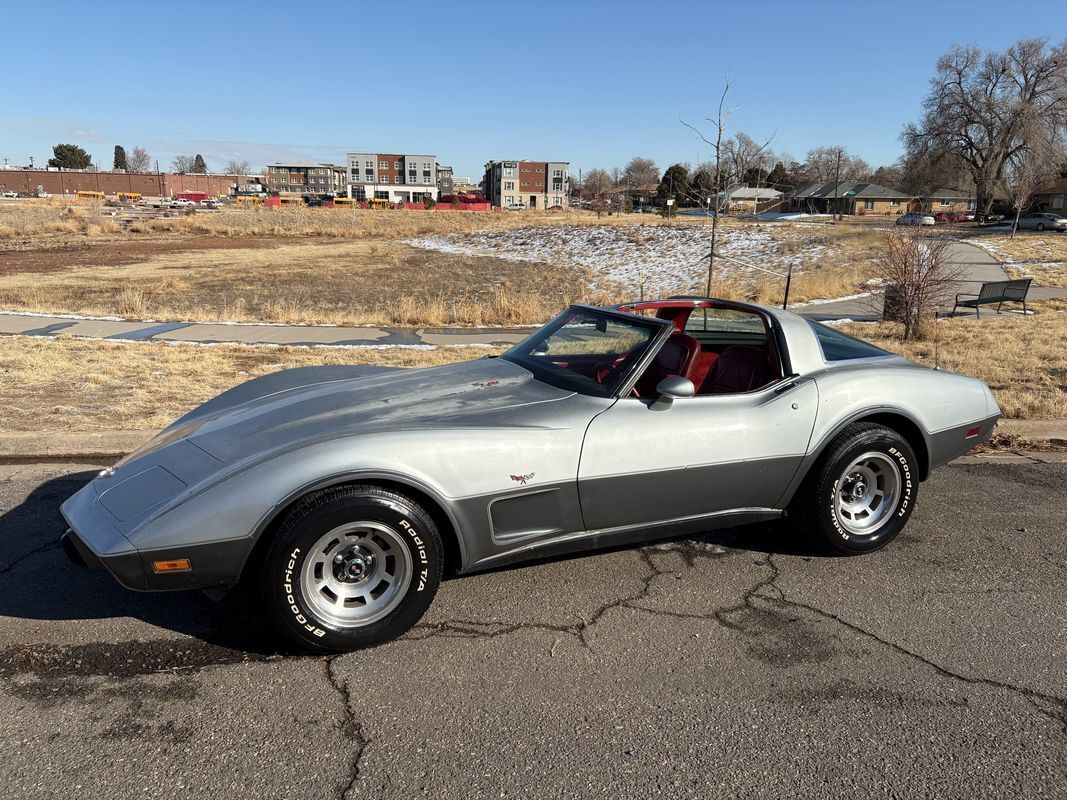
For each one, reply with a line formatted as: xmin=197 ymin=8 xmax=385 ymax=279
xmin=807 ymin=320 xmax=891 ymax=361
xmin=685 ymin=307 xmax=765 ymax=334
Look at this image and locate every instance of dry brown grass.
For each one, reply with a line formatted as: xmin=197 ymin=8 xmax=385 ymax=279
xmin=840 ymin=300 xmax=1067 ymax=419
xmin=0 ymin=335 xmax=504 ymax=432
xmin=0 ymin=238 xmax=617 ymax=327
xmin=0 ymin=202 xmax=889 ymax=325
xmin=958 ymin=231 xmax=1067 ymax=287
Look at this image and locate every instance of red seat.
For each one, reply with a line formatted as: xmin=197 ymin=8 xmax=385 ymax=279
xmin=699 ymin=346 xmax=767 ymax=394
xmin=688 ymin=351 xmax=719 ymax=390
xmin=635 ymin=332 xmax=700 ymax=397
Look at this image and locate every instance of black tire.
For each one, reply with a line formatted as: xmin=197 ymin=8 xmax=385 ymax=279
xmin=262 ymin=484 xmax=443 ymax=653
xmin=790 ymin=422 xmax=918 ymax=555
xmin=1036 ymin=223 xmax=1045 ymax=231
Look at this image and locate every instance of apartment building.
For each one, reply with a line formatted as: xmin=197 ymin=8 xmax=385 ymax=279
xmin=346 ymin=152 xmax=439 ymax=203
xmin=436 ymin=164 xmax=454 ymax=197
xmin=264 ymin=162 xmax=346 ymax=196
xmin=482 ymin=160 xmax=569 ymax=209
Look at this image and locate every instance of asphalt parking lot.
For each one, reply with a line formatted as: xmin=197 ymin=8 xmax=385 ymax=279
xmin=0 ymin=460 xmax=1064 ymax=799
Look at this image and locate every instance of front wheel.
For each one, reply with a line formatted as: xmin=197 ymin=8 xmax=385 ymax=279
xmin=262 ymin=485 xmax=443 ymax=652
xmin=1036 ymin=223 xmax=1045 ymax=231
xmin=791 ymin=423 xmax=918 ymax=555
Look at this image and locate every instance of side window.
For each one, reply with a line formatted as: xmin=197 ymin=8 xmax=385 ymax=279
xmin=685 ymin=307 xmax=765 ymax=333
xmin=807 ymin=320 xmax=890 ymax=361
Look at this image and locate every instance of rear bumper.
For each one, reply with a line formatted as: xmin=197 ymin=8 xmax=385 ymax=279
xmin=928 ymin=412 xmax=1000 ymax=470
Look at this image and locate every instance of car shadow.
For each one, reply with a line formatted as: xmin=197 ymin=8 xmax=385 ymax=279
xmin=0 ymin=469 xmax=825 ymax=658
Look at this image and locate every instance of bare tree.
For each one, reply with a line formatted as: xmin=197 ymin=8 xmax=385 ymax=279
xmin=904 ymin=37 xmax=1067 ymax=219
xmin=226 ymin=159 xmax=252 ymax=175
xmin=682 ymin=78 xmax=773 ymax=294
xmin=1004 ymin=138 xmax=1054 ymax=238
xmin=802 ymin=146 xmax=871 ymax=183
xmin=875 ymin=230 xmax=964 ymax=340
xmin=171 ymin=154 xmax=195 ymax=173
xmin=724 ymin=132 xmax=775 ymax=186
xmin=127 ymin=146 xmax=151 ymax=173
xmin=622 ymin=156 xmax=659 ymax=189
xmin=583 ymin=168 xmax=613 ymax=217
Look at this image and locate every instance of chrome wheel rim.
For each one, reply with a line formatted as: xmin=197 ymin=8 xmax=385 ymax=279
xmin=834 ymin=451 xmax=901 ymax=536
xmin=300 ymin=521 xmax=412 ymax=628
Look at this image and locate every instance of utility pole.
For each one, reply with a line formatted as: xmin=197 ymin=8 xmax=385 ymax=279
xmin=832 ymin=148 xmax=841 ymax=222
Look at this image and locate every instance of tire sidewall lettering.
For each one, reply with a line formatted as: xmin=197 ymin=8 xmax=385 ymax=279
xmin=829 ymin=442 xmax=914 ymax=542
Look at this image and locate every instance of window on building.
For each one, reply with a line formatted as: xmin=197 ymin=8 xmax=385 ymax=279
xmin=365 ymin=161 xmax=373 ymax=168
xmin=379 ymin=161 xmax=387 ymax=169
xmin=395 ymin=161 xmax=402 ymax=170
xmin=396 ymin=176 xmax=404 ymax=184
xmin=863 ymin=199 xmax=874 ymax=210
xmin=940 ymin=199 xmax=950 ymax=206
xmin=374 ymin=190 xmax=389 ymax=200
xmin=1053 ymin=194 xmax=1064 ymax=210
xmin=381 ymin=176 xmax=390 ymax=183
xmin=968 ymin=200 xmax=977 ymax=210
xmin=504 ymin=181 xmax=514 ymax=190
xmin=891 ymin=199 xmax=901 ymax=206
xmin=553 ymin=169 xmax=562 ymax=177
xmin=553 ymin=196 xmax=562 ymax=206
xmin=504 ymin=168 xmax=515 ymax=177
xmin=505 ymin=195 xmax=514 ymax=204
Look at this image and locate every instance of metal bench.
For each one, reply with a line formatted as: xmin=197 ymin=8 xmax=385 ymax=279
xmin=952 ymin=278 xmax=1032 ymax=317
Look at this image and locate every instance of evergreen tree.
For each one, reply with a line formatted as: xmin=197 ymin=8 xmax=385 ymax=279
xmin=656 ymin=164 xmax=690 ymax=206
xmin=113 ymin=145 xmax=128 ymax=171
xmin=47 ymin=143 xmax=92 ymax=169
xmin=191 ymin=154 xmax=208 ymax=173
xmin=765 ymin=161 xmax=790 ymax=189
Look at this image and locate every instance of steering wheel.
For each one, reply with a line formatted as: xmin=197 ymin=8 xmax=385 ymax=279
xmin=594 ymin=362 xmax=623 ymax=385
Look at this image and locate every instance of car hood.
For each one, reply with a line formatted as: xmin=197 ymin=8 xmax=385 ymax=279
xmin=180 ymin=357 xmax=574 ymax=463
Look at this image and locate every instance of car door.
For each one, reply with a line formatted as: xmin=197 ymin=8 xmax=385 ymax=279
xmin=577 ymin=379 xmax=818 ymax=531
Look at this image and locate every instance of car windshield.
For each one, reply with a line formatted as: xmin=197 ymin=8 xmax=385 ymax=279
xmin=502 ymin=307 xmax=663 ymax=397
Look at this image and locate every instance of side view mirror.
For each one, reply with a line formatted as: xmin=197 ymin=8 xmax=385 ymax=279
xmin=655 ymin=375 xmax=695 ymax=401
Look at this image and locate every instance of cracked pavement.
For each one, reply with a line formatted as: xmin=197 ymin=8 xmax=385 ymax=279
xmin=0 ymin=461 xmax=1064 ymax=798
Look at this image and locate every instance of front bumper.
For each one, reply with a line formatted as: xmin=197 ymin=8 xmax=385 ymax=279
xmin=60 ymin=478 xmax=249 ymax=592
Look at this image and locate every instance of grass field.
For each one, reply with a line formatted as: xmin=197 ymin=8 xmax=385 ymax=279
xmin=1 ymin=303 xmax=1062 ymax=433
xmin=0 ymin=203 xmax=884 ymax=326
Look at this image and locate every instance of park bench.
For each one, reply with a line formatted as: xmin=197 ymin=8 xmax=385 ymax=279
xmin=952 ymin=278 xmax=1032 ymax=317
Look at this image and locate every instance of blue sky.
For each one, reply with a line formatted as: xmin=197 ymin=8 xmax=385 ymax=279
xmin=1 ymin=1 xmax=1058 ymax=178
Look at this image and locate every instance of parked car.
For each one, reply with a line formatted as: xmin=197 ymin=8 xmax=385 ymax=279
xmin=200 ymin=199 xmax=221 ymax=208
xmin=1015 ymin=212 xmax=1067 ymax=232
xmin=933 ymin=211 xmax=963 ymax=224
xmin=505 ymin=202 xmax=527 ymax=211
xmin=0 ymin=190 xmax=18 ymax=198
xmin=61 ymin=297 xmax=1001 ymax=653
xmin=171 ymin=198 xmax=195 ymax=208
xmin=896 ymin=212 xmax=935 ymax=226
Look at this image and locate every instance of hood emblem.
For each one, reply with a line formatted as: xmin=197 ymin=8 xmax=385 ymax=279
xmin=510 ymin=472 xmax=535 ymax=485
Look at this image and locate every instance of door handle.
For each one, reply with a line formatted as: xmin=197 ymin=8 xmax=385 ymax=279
xmin=773 ymin=375 xmax=800 ymax=395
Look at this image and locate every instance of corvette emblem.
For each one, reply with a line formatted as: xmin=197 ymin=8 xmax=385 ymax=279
xmin=510 ymin=472 xmax=535 ymax=485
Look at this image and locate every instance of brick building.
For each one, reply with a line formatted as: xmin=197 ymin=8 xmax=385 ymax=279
xmin=791 ymin=182 xmax=910 ymax=216
xmin=345 ymin=152 xmax=439 ymax=203
xmin=264 ymin=162 xmax=347 ymax=196
xmin=0 ymin=168 xmax=258 ymax=198
xmin=482 ymin=160 xmax=569 ymax=209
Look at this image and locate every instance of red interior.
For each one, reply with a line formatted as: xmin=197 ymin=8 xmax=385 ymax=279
xmin=617 ymin=300 xmax=778 ymax=397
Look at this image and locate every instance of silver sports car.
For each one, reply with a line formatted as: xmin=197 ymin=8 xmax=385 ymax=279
xmin=62 ymin=298 xmax=1000 ymax=652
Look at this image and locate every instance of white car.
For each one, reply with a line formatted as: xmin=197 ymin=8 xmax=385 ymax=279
xmin=171 ymin=198 xmax=195 ymax=208
xmin=896 ymin=212 xmax=935 ymax=226
xmin=505 ymin=203 xmax=527 ymax=211
xmin=1 ymin=191 xmax=18 ymax=198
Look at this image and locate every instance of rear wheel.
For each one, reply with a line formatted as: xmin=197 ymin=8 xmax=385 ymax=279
xmin=1036 ymin=223 xmax=1045 ymax=231
xmin=791 ymin=423 xmax=918 ymax=555
xmin=262 ymin=485 xmax=443 ymax=652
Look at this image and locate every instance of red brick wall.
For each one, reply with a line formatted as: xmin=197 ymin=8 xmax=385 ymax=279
xmin=0 ymin=170 xmax=255 ymax=197
xmin=518 ymin=161 xmax=547 ymax=193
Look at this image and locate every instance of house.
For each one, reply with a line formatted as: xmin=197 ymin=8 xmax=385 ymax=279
xmin=719 ymin=187 xmax=784 ymax=213
xmin=346 ymin=152 xmax=439 ymax=204
xmin=483 ymin=160 xmax=569 ymax=209
xmin=911 ymin=188 xmax=977 ymax=214
xmin=791 ymin=181 xmax=910 ymax=216
xmin=1031 ymin=177 xmax=1067 ymax=213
